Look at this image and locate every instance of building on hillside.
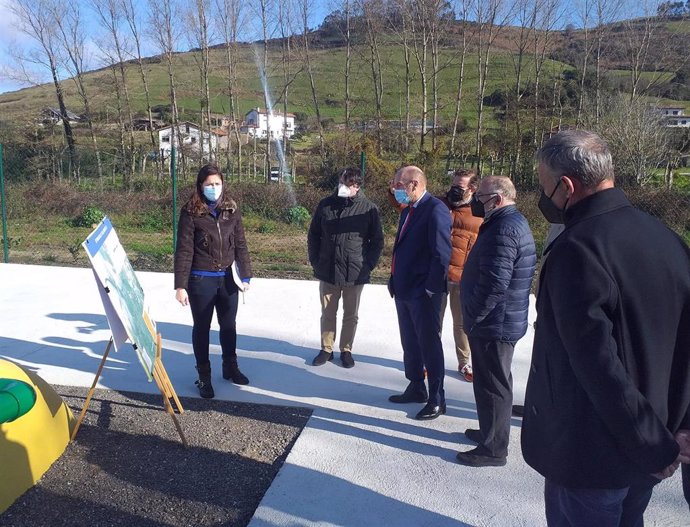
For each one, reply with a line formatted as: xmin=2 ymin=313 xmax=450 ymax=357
xmin=656 ymin=106 xmax=690 ymax=128
xmin=39 ymin=107 xmax=81 ymax=126
xmin=132 ymin=117 xmax=166 ymax=131
xmin=157 ymin=121 xmax=220 ymax=160
xmin=240 ymin=108 xmax=296 ymax=139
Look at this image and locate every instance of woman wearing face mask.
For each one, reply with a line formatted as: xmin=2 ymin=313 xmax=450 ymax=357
xmin=174 ymin=164 xmax=253 ymax=399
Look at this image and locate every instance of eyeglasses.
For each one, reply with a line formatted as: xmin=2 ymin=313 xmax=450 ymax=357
xmin=474 ymin=192 xmax=498 ymax=203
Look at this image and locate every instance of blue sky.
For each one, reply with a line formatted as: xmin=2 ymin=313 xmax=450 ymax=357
xmin=0 ymin=0 xmax=333 ymax=95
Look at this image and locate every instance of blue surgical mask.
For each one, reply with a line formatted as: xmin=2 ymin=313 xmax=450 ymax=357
xmin=394 ymin=189 xmax=411 ymax=205
xmin=203 ymin=185 xmax=222 ymax=202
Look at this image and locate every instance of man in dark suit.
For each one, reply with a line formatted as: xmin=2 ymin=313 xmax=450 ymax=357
xmin=522 ymin=130 xmax=690 ymax=525
xmin=387 ymin=165 xmax=452 ymax=420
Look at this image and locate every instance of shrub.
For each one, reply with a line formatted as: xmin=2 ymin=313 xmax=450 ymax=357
xmin=258 ymin=222 xmax=276 ymax=234
xmin=73 ymin=206 xmax=105 ymax=227
xmin=286 ymin=206 xmax=311 ymax=228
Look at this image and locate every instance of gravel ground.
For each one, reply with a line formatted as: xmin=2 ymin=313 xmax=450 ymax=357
xmin=1 ymin=386 xmax=312 ymax=527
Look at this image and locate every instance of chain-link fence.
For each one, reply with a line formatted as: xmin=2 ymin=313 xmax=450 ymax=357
xmin=2 ymin=143 xmax=689 ymax=277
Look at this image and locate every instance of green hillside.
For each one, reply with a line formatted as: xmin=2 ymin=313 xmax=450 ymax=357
xmin=0 ymin=42 xmax=658 ymax=131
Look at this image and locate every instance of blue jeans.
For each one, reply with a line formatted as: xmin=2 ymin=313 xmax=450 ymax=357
xmin=187 ymin=274 xmax=239 ymax=367
xmin=544 ymin=476 xmax=657 ymax=527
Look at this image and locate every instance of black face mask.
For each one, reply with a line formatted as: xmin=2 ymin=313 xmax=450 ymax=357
xmin=470 ymin=195 xmax=486 ymax=218
xmin=447 ymin=186 xmax=465 ymax=203
xmin=537 ymin=180 xmax=566 ymax=224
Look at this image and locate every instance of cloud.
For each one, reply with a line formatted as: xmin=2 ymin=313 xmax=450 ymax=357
xmin=0 ymin=0 xmax=32 ymax=47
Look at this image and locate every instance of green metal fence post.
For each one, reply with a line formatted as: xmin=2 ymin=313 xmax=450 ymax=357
xmin=0 ymin=144 xmax=8 ymax=263
xmin=360 ymin=150 xmax=366 ymax=179
xmin=171 ymin=147 xmax=177 ymax=253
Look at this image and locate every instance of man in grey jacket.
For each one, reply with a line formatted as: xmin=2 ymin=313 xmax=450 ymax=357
xmin=307 ymin=167 xmax=384 ymax=368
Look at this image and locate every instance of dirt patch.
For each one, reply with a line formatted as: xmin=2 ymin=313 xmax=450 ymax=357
xmin=1 ymin=386 xmax=311 ymax=527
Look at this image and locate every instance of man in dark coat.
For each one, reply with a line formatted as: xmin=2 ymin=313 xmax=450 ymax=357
xmin=456 ymin=175 xmax=536 ymax=467
xmin=387 ymin=165 xmax=452 ymax=420
xmin=307 ymin=167 xmax=383 ymax=368
xmin=522 ymin=129 xmax=690 ymax=525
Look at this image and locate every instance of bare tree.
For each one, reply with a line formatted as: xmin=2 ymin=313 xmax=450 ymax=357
xmin=256 ymin=0 xmax=274 ymax=181
xmin=427 ymin=1 xmax=453 ymax=150
xmin=592 ymin=0 xmax=622 ymax=123
xmin=92 ymin=0 xmax=137 ymax=185
xmin=276 ymin=0 xmax=304 ymax=176
xmin=53 ymin=1 xmax=105 ymax=184
xmin=299 ymin=0 xmax=327 ymax=166
xmin=11 ymin=0 xmax=79 ymax=181
xmin=149 ymin=0 xmax=182 ymax=178
xmin=574 ymin=0 xmax=595 ymax=126
xmin=506 ymin=0 xmax=537 ymax=178
xmin=447 ymin=0 xmax=473 ymax=168
xmin=583 ymin=93 xmax=671 ymax=185
xmin=389 ymin=0 xmax=414 ymax=151
xmin=621 ymin=0 xmax=677 ymax=101
xmin=343 ymin=0 xmax=353 ymax=130
xmin=530 ymin=0 xmax=561 ymax=155
xmin=215 ymin=0 xmax=245 ymax=178
xmin=121 ymin=0 xmax=159 ymax=177
xmin=186 ymin=0 xmax=215 ymax=162
xmin=473 ymin=0 xmax=512 ymax=174
xmin=404 ymin=0 xmax=431 ymax=152
xmin=360 ymin=0 xmax=385 ymax=155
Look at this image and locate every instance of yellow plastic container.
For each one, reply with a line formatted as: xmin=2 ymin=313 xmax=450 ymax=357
xmin=0 ymin=359 xmax=75 ymax=513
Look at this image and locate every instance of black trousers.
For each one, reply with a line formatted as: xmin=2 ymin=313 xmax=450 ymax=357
xmin=188 ymin=274 xmax=239 ymax=367
xmin=468 ymin=337 xmax=515 ymax=457
xmin=395 ymin=293 xmax=446 ymax=406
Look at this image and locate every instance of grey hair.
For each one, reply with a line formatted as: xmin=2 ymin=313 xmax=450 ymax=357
xmin=537 ymin=130 xmax=614 ymax=187
xmin=481 ymin=175 xmax=516 ymax=201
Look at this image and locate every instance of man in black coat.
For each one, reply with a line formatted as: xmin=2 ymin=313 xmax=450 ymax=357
xmin=522 ymin=130 xmax=690 ymax=525
xmin=307 ymin=167 xmax=384 ymax=368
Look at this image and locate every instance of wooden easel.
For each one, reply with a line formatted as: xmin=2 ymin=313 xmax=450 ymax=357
xmin=71 ymin=334 xmax=188 ymax=447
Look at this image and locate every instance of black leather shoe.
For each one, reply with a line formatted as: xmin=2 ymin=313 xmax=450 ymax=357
xmin=388 ymin=383 xmax=428 ymax=404
xmin=340 ymin=351 xmax=355 ymax=368
xmin=512 ymin=404 xmax=524 ymax=417
xmin=415 ymin=402 xmax=446 ymax=420
xmin=464 ymin=428 xmax=483 ymax=443
xmin=312 ymin=350 xmax=333 ymax=366
xmin=455 ymin=446 xmax=507 ymax=467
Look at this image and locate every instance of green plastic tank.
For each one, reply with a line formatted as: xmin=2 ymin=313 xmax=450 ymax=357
xmin=0 ymin=379 xmax=36 ymax=424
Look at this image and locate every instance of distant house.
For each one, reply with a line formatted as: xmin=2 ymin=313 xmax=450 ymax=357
xmin=157 ymin=121 xmax=220 ymax=159
xmin=656 ymin=106 xmax=690 ymax=128
xmin=132 ymin=117 xmax=166 ymax=131
xmin=241 ymin=108 xmax=296 ymax=139
xmin=40 ymin=107 xmax=81 ymax=126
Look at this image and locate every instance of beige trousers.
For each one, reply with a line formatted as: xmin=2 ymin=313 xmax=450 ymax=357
xmin=319 ymin=281 xmax=365 ymax=353
xmin=440 ymin=280 xmax=471 ymax=368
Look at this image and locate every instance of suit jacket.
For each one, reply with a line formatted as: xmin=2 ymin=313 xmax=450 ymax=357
xmin=388 ymin=192 xmax=452 ymax=300
xmin=522 ymin=187 xmax=690 ymax=489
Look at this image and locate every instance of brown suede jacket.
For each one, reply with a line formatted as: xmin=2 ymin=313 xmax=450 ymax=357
xmin=386 ymin=190 xmax=481 ymax=282
xmin=174 ymin=196 xmax=252 ymax=290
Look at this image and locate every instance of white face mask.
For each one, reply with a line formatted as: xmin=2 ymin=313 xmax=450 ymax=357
xmin=337 ymin=183 xmax=352 ymax=198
